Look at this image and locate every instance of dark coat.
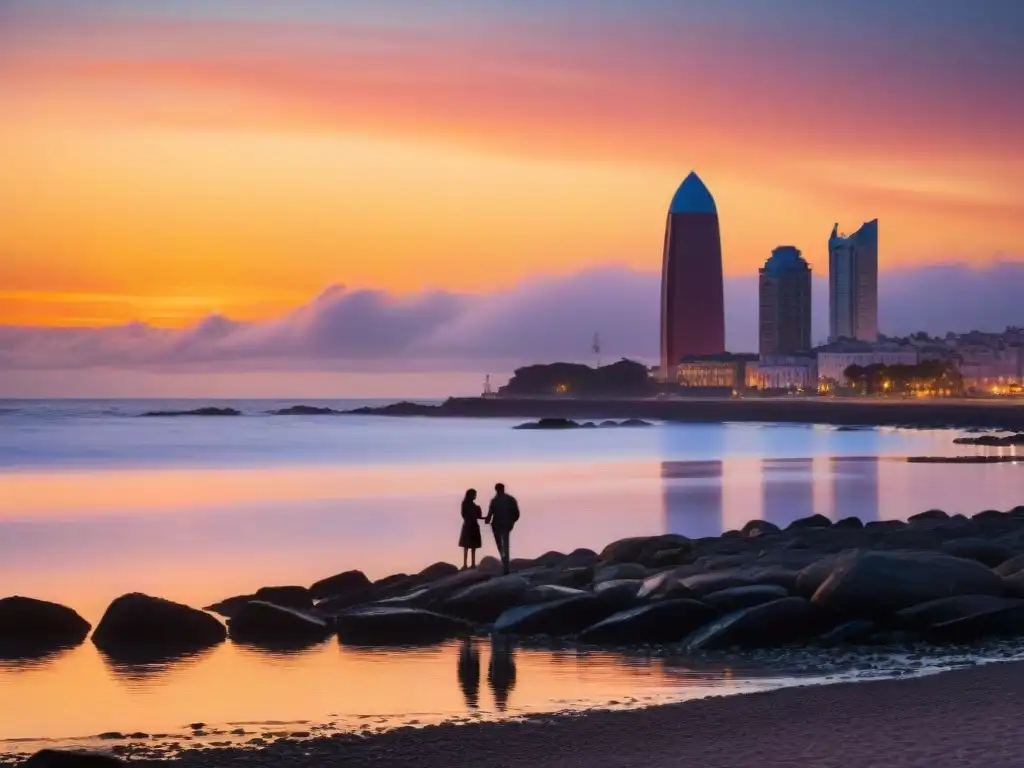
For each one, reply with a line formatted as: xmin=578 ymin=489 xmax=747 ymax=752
xmin=459 ymin=500 xmax=483 ymax=549
xmin=486 ymin=493 xmax=520 ymax=533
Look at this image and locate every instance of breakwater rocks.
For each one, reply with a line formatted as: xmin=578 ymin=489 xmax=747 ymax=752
xmin=10 ymin=508 xmax=1024 ymax=658
xmin=513 ymin=418 xmax=652 ymax=430
xmin=138 ymin=407 xmax=241 ymax=418
xmin=953 ymin=433 xmax=1024 ymax=447
xmin=343 ymin=397 xmax=1024 ymax=431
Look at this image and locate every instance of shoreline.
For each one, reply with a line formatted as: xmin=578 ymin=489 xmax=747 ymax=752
xmin=346 ymin=396 xmax=1024 ymax=431
xmin=66 ymin=659 xmax=1024 ymax=768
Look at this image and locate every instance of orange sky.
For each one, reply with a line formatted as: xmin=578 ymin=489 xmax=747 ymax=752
xmin=1 ymin=3 xmax=1022 ymax=328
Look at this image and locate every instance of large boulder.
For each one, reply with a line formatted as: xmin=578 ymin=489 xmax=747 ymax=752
xmin=680 ymin=567 xmax=797 ymax=597
xmin=494 ymin=594 xmax=617 ymax=637
xmin=995 ymin=553 xmax=1024 ymax=577
xmin=335 ymin=607 xmax=472 ymax=645
xmin=834 ymin=517 xmax=864 ymax=530
xmin=795 ymin=554 xmax=845 ymax=597
xmin=92 ymin=593 xmax=225 ymax=654
xmin=416 ymin=568 xmax=493 ymax=604
xmin=440 ymin=575 xmax=530 ymax=622
xmin=929 ymin=601 xmax=1024 ymax=642
xmin=741 ymin=520 xmax=780 ymax=538
xmin=813 ymin=619 xmax=877 ymax=647
xmin=22 ymin=750 xmax=122 ymax=768
xmin=811 ymin=551 xmax=1006 ymax=618
xmin=417 ymin=562 xmax=460 ymax=582
xmin=939 ymin=539 xmax=1015 ymax=568
xmin=787 ymin=514 xmax=832 ymax=530
xmin=909 ymin=509 xmax=949 ymax=523
xmin=894 ymin=595 xmax=1018 ymax=631
xmin=227 ymin=601 xmax=332 ymax=645
xmin=206 ymin=585 xmax=314 ymax=619
xmin=703 ymin=585 xmax=789 ymax=613
xmin=635 ymin=572 xmax=696 ymax=602
xmin=599 ymin=535 xmax=689 ymax=565
xmin=564 ymin=548 xmax=600 ymax=568
xmin=0 ymin=597 xmax=91 ymax=652
xmin=309 ymin=570 xmax=371 ymax=601
xmin=520 ymin=585 xmax=587 ymax=605
xmin=686 ymin=598 xmax=816 ymax=651
xmin=594 ymin=563 xmax=647 ymax=583
xmin=592 ymin=579 xmax=643 ymax=609
xmin=579 ymin=599 xmax=717 ymax=644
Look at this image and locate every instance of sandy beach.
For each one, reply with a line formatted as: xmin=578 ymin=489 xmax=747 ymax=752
xmin=127 ymin=660 xmax=1024 ymax=768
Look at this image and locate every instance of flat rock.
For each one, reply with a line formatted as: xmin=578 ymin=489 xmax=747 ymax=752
xmin=579 ymin=599 xmax=717 ymax=644
xmin=227 ymin=601 xmax=331 ymax=644
xmin=0 ymin=596 xmax=92 ymax=652
xmin=894 ymin=595 xmax=1018 ymax=630
xmin=687 ymin=597 xmax=816 ymax=651
xmin=702 ymin=585 xmax=789 ymax=613
xmin=22 ymin=750 xmax=122 ymax=768
xmin=939 ymin=538 xmax=1016 ymax=568
xmin=416 ymin=568 xmax=493 ymax=603
xmin=335 ymin=607 xmax=472 ymax=645
xmin=688 ymin=598 xmax=815 ymax=651
xmin=309 ymin=570 xmax=371 ymax=601
xmin=91 ymin=593 xmax=225 ymax=654
xmin=811 ymin=550 xmax=1006 ymax=618
xmin=494 ymin=594 xmax=618 ymax=637
xmin=440 ymin=575 xmax=530 ymax=622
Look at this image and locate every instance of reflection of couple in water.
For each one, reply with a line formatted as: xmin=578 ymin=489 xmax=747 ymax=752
xmin=457 ymin=636 xmax=517 ymax=712
xmin=459 ymin=483 xmax=521 ymax=573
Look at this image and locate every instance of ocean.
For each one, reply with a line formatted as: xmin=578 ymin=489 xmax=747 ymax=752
xmin=0 ymin=399 xmax=1021 ymax=750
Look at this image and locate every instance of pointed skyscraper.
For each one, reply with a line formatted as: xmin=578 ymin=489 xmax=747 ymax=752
xmin=659 ymin=172 xmax=726 ymax=379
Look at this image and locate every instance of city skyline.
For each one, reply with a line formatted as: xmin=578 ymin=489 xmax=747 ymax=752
xmin=1 ymin=1 xmax=1022 ymax=395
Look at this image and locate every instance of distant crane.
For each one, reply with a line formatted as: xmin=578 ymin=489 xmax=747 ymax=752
xmin=592 ymin=332 xmax=602 ymax=368
xmin=482 ymin=373 xmax=495 ymax=398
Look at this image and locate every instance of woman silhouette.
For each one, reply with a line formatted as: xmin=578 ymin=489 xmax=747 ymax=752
xmin=459 ymin=488 xmax=483 ymax=569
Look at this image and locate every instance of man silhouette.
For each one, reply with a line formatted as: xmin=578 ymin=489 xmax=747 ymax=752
xmin=485 ymin=482 xmax=520 ymax=574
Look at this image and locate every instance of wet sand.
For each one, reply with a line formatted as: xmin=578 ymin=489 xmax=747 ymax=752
xmin=132 ymin=660 xmax=1024 ymax=768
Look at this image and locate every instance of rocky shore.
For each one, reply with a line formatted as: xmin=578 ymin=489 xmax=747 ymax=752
xmin=7 ymin=505 xmax=1024 ymax=665
xmin=344 ymin=396 xmax=1024 ymax=431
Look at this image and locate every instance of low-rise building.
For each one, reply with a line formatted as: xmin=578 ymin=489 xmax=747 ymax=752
xmin=816 ymin=340 xmax=920 ymax=383
xmin=755 ymin=354 xmax=818 ymax=390
xmin=676 ymin=353 xmax=759 ymax=390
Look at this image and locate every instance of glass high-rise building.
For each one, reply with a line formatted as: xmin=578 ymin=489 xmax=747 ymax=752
xmin=659 ymin=172 xmax=725 ymax=379
xmin=759 ymin=246 xmax=812 ymax=355
xmin=828 ymin=219 xmax=878 ymax=342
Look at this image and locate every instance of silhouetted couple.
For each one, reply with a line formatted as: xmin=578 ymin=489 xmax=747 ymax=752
xmin=460 ymin=483 xmax=520 ymax=573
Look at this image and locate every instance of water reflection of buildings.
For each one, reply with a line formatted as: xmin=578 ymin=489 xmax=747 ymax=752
xmin=760 ymin=458 xmax=816 ymax=529
xmin=661 ymin=461 xmax=724 ymax=539
xmin=828 ymin=457 xmax=880 ymax=523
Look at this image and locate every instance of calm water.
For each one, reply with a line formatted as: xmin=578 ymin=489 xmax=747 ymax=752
xmin=0 ymin=399 xmax=1022 ymax=748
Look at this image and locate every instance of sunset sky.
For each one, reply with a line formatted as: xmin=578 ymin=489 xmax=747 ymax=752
xmin=1 ymin=1 xmax=1022 ymax=394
